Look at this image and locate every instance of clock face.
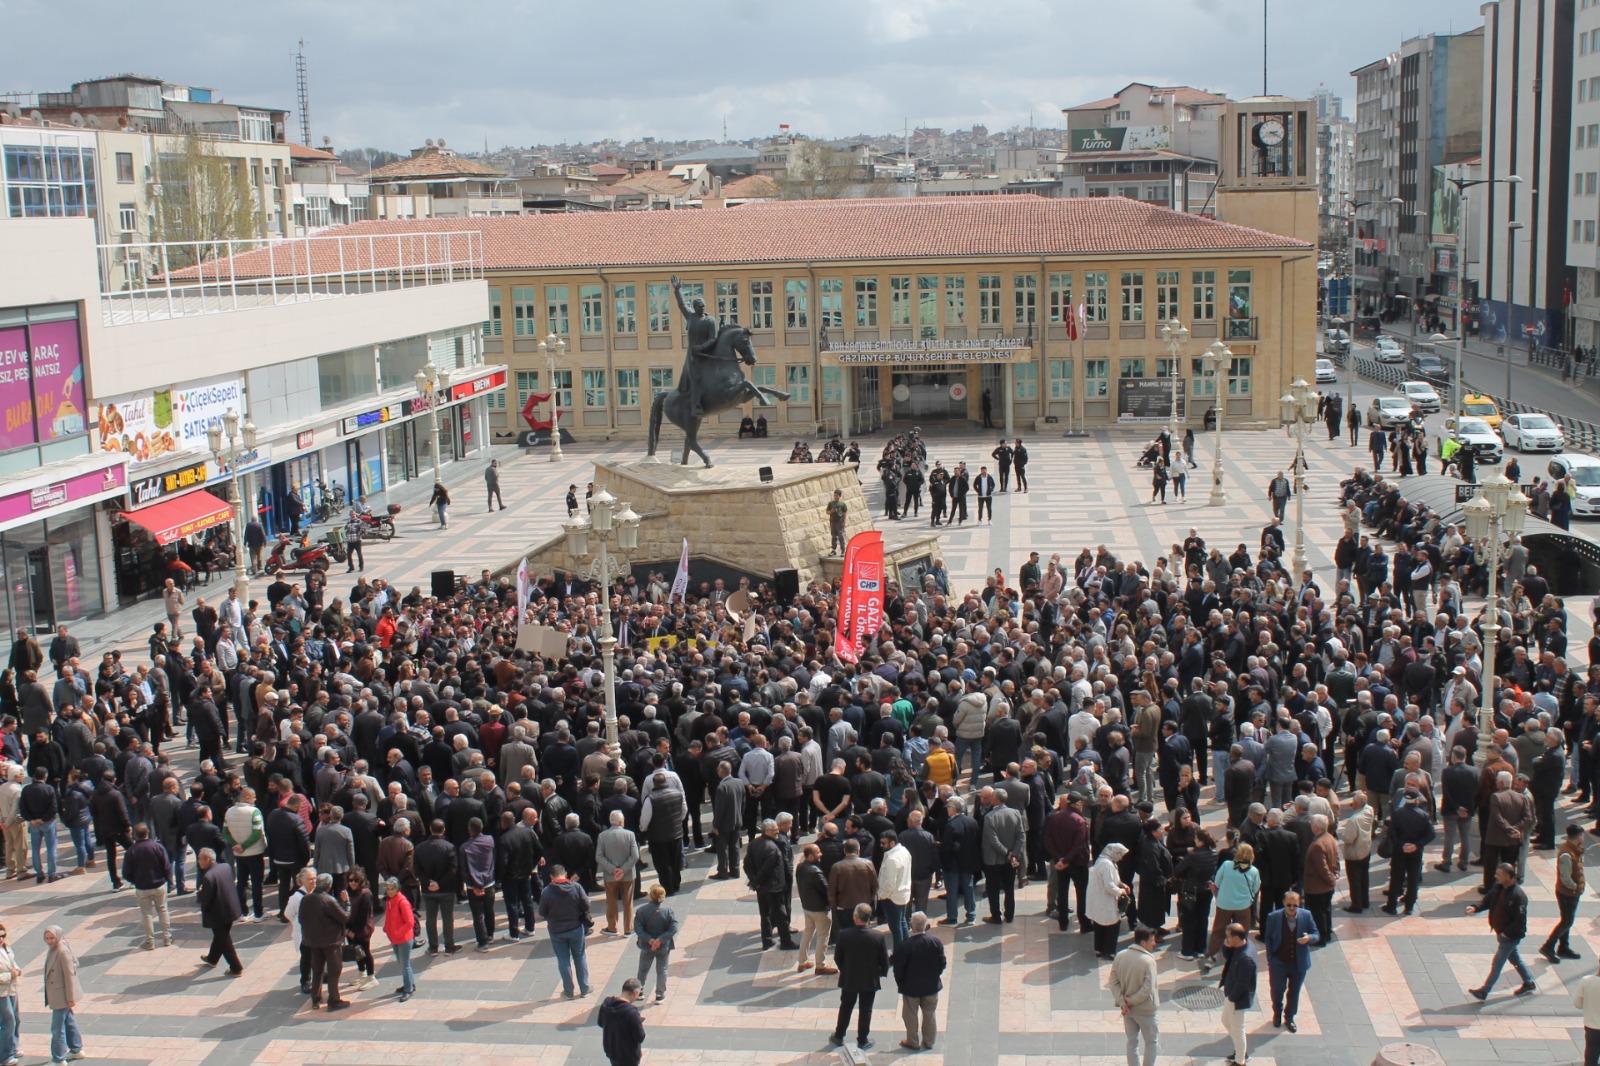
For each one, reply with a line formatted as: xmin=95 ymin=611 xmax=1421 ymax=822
xmin=1255 ymin=118 xmax=1286 ymax=147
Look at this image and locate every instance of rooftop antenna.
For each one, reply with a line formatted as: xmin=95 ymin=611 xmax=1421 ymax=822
xmin=1262 ymin=0 xmax=1269 ymax=96
xmin=295 ymin=39 xmax=311 ymax=147
xmin=722 ymin=113 xmax=728 ymax=141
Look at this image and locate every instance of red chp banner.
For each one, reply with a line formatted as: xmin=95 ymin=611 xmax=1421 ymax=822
xmin=835 ymin=531 xmax=884 ymax=663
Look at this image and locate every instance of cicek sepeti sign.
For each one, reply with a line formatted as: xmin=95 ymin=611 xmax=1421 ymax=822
xmin=93 ymin=378 xmax=244 ymax=466
xmin=826 ymin=339 xmax=1030 ymax=365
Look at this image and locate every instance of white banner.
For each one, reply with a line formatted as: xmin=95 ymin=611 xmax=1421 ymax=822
xmin=670 ymin=538 xmax=690 ymax=602
xmin=94 ymin=377 xmax=245 ymax=467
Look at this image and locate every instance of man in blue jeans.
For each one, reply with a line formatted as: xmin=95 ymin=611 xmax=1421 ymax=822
xmin=539 ymin=864 xmax=592 ymax=998
xmin=18 ymin=766 xmax=59 ymax=883
xmin=1466 ymin=862 xmax=1537 ymax=1000
xmin=937 ymin=797 xmax=980 ymax=925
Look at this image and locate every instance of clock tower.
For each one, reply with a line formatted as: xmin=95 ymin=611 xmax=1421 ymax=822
xmin=1215 ymin=96 xmax=1318 ymax=246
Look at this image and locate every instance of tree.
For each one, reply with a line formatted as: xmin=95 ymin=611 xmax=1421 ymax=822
xmin=775 ymin=139 xmax=894 ymax=200
xmin=338 ymin=147 xmax=403 ymax=172
xmin=149 ymin=133 xmax=261 ymax=266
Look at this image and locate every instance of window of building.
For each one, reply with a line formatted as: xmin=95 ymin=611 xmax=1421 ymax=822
xmin=1226 ymin=270 xmax=1253 ymax=337
xmin=1048 ymin=273 xmax=1073 ymax=322
xmin=514 ymin=370 xmax=540 ymax=410
xmin=1228 ymin=356 xmax=1252 ymax=395
xmin=945 ymin=275 xmax=966 ymax=325
xmin=819 ymin=277 xmax=844 ymax=328
xmin=1014 ymin=274 xmax=1037 ymax=326
xmin=117 ymin=202 xmax=137 ymax=233
xmin=650 ymin=367 xmax=674 ymax=392
xmin=784 ymin=279 xmax=808 ymax=328
xmin=613 ymin=284 xmax=637 ymax=334
xmin=917 ymin=276 xmax=939 ymax=337
xmin=1156 ymin=270 xmax=1181 ymax=322
xmin=115 ymin=152 xmax=134 ymax=183
xmin=890 ymin=276 xmax=912 ymax=326
xmin=716 ymin=280 xmax=739 ymax=324
xmin=485 ymin=287 xmax=503 ymax=337
xmin=1048 ymin=359 xmax=1072 ymax=399
xmin=512 ymin=287 xmax=537 ymax=336
xmin=305 ymin=194 xmax=330 ymax=230
xmin=1589 ymin=220 xmax=1598 ymax=243
xmin=978 ymin=274 xmax=1002 ymax=325
xmin=582 ymin=368 xmax=607 ymax=407
xmin=1192 ymin=270 xmax=1216 ymax=319
xmin=1190 ymin=357 xmax=1216 ymax=396
xmin=1589 ymin=172 xmax=1597 ymax=196
xmin=1013 ymin=362 xmax=1037 ymax=399
xmin=1084 ymin=358 xmax=1110 ymax=396
xmin=1119 ymin=358 xmax=1145 ymax=378
xmin=551 ymin=369 xmax=573 ymax=410
xmin=1575 ymin=219 xmax=1583 ymax=243
xmin=546 ymin=286 xmax=570 ymax=335
xmin=1120 ymin=271 xmax=1145 ymax=322
xmin=785 ymin=364 xmax=811 ymax=402
xmin=580 ymin=285 xmax=604 ymax=335
xmin=1583 ymin=128 xmax=1591 ymax=150
xmin=822 ymin=365 xmax=843 ymax=404
xmin=1115 ymin=110 xmax=1131 ymax=120
xmin=647 ymin=283 xmax=672 ymax=333
xmin=238 ymin=110 xmax=274 ymax=143
xmin=616 ymin=368 xmax=640 ymax=407
xmin=751 ymin=365 xmax=775 ymax=393
xmin=1084 ymin=272 xmax=1109 ymax=322
xmin=348 ymin=195 xmax=368 ymax=222
xmin=855 ymin=278 xmax=878 ymax=326
xmin=749 ymin=280 xmax=774 ymax=329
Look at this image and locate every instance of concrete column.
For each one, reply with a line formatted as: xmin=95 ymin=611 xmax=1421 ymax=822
xmin=1003 ymin=364 xmax=1015 ymax=436
xmin=839 ymin=366 xmax=853 ymax=437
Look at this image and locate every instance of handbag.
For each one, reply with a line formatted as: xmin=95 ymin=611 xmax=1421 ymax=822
xmin=1376 ymin=823 xmax=1394 ymax=860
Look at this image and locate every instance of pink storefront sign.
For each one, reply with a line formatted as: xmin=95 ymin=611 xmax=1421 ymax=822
xmin=0 ymin=464 xmax=125 ymax=525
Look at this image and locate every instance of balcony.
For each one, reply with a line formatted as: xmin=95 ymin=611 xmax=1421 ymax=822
xmin=1225 ymin=316 xmax=1259 ymax=341
xmin=97 ymin=230 xmax=483 ymax=326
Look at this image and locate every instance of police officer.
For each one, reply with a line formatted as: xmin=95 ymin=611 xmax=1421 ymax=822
xmin=928 ymin=463 xmax=949 ymax=527
xmin=991 ymin=439 xmax=1014 ymax=492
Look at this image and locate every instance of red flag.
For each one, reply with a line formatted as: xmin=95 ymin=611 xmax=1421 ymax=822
xmin=836 ymin=531 xmax=884 ymax=663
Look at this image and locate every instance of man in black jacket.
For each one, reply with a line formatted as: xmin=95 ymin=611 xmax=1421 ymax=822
xmin=1465 ymin=863 xmax=1537 ymax=999
xmin=19 ymin=766 xmax=59 ymax=883
xmin=498 ymin=808 xmax=544 ymax=940
xmin=891 ymin=910 xmax=946 ymax=1051
xmin=1218 ymin=923 xmax=1258 ymax=1064
xmin=1381 ymin=790 xmax=1436 ymax=916
xmin=745 ymin=818 xmax=797 ymax=950
xmin=938 ymin=797 xmax=981 ymax=925
xmin=298 ymin=872 xmax=351 ymax=1009
xmin=796 ymin=843 xmax=833 ymax=974
xmin=414 ymin=818 xmax=461 ymax=954
xmin=265 ymin=794 xmax=311 ymax=920
xmin=829 ymin=902 xmax=890 ymax=1051
xmin=196 ymin=847 xmax=243 ymax=974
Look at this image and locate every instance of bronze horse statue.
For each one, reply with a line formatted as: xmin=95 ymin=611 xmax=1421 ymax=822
xmin=647 ymin=323 xmax=790 ymax=466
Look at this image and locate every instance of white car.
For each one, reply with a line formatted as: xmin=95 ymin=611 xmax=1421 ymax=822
xmin=1550 ymin=453 xmax=1600 ymax=517
xmin=1367 ymin=395 xmax=1413 ymax=427
xmin=1315 ymin=358 xmax=1337 ymax=384
xmin=1373 ymin=337 xmax=1405 ymax=363
xmin=1397 ymin=380 xmax=1441 ymax=413
xmin=1501 ymin=411 xmax=1565 ymax=452
xmin=1446 ymin=416 xmax=1503 ymax=464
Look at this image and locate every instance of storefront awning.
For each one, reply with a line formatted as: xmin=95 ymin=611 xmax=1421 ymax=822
xmin=120 ymin=490 xmax=232 ymax=545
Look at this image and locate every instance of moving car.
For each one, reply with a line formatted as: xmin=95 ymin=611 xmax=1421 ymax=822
xmin=1410 ymin=352 xmax=1448 ymax=378
xmin=1397 ymin=380 xmax=1441 ymax=413
xmin=1323 ymin=328 xmax=1350 ymax=354
xmin=1460 ymin=393 xmax=1502 ymax=428
xmin=1367 ymin=395 xmax=1414 ymax=428
xmin=1315 ymin=358 xmax=1337 ymax=384
xmin=1443 ymin=416 xmax=1504 ymax=464
xmin=1373 ymin=337 xmax=1405 ymax=363
xmin=1549 ymin=453 xmax=1600 ymax=517
xmin=1500 ymin=411 xmax=1565 ymax=452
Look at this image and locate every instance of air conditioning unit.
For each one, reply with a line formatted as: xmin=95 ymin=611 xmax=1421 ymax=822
xmin=149 ymin=184 xmax=163 ymax=196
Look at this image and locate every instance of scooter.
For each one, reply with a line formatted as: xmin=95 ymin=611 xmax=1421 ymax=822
xmin=264 ymin=532 xmax=335 ymax=574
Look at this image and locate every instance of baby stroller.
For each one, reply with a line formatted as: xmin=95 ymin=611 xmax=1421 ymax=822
xmin=1136 ymin=439 xmax=1162 ymax=467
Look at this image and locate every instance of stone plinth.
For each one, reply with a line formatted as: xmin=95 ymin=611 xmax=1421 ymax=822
xmin=524 ymin=459 xmax=920 ymax=587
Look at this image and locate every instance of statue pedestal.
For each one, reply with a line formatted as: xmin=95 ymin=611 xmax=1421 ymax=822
xmin=524 ymin=460 xmax=938 ymax=590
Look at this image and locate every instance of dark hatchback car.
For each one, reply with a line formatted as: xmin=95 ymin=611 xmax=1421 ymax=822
xmin=1410 ymin=352 xmax=1448 ymax=378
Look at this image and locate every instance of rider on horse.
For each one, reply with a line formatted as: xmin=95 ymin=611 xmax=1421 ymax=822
xmin=672 ymin=275 xmax=717 ymax=417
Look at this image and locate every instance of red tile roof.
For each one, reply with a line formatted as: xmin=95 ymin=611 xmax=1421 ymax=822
xmin=367 ymin=147 xmax=506 ymax=182
xmin=171 ymin=196 xmax=1310 ymax=280
xmin=1068 ymin=84 xmax=1230 ymax=111
xmin=721 ymin=174 xmax=780 ymax=199
xmin=288 ymin=143 xmax=338 ymax=161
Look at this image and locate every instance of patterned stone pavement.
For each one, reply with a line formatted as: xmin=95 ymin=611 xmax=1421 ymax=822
xmin=28 ymin=394 xmax=1600 ymax=1065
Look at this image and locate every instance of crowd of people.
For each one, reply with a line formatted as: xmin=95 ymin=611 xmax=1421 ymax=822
xmin=0 ymin=430 xmax=1597 ymax=1066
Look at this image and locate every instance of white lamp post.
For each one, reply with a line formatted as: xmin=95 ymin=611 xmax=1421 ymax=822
xmin=563 ymin=488 xmax=640 ymax=745
xmin=413 ymin=361 xmax=444 ymax=483
xmin=206 ymin=408 xmax=258 ymax=604
xmin=1460 ymin=471 xmax=1528 ymax=758
xmin=1279 ymin=377 xmax=1319 ymax=579
xmin=1158 ymin=318 xmax=1189 ymax=443
xmin=537 ymin=332 xmax=567 ymax=462
xmin=1201 ymin=340 xmax=1231 ymax=507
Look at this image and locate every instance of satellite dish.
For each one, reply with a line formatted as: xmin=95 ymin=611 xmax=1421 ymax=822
xmin=27 ymin=110 xmax=42 ymax=123
xmin=437 ymin=137 xmax=446 ymax=148
xmin=321 ymin=135 xmax=331 ymax=146
xmin=2 ymin=103 xmax=19 ymax=119
xmin=425 ymin=138 xmax=435 ymax=147
xmin=86 ymin=115 xmax=102 ymax=129
xmin=69 ymin=112 xmax=85 ymax=127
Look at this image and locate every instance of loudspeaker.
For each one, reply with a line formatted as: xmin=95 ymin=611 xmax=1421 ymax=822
xmin=773 ymin=567 xmax=799 ymax=604
xmin=431 ymin=569 xmax=457 ymax=598
xmin=758 ymin=465 xmax=774 ymax=483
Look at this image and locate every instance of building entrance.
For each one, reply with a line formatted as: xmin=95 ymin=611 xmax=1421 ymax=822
xmin=890 ymin=370 xmax=968 ymax=421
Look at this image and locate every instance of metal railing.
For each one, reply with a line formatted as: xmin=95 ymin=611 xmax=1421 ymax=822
xmin=97 ymin=230 xmax=484 ymax=326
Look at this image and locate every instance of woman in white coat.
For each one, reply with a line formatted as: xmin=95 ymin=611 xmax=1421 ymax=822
xmin=1087 ymin=842 xmax=1132 ymax=960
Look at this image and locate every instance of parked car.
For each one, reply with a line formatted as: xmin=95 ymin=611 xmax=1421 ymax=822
xmin=1409 ymin=352 xmax=1449 ymax=378
xmin=1315 ymin=358 xmax=1337 ymax=384
xmin=1323 ymin=328 xmax=1350 ymax=354
xmin=1397 ymin=380 xmax=1441 ymax=413
xmin=1367 ymin=395 xmax=1414 ymax=427
xmin=1500 ymin=411 xmax=1565 ymax=452
xmin=1443 ymin=416 xmax=1504 ymax=464
xmin=1373 ymin=337 xmax=1405 ymax=363
xmin=1460 ymin=393 xmax=1502 ymax=428
xmin=1549 ymin=453 xmax=1600 ymax=517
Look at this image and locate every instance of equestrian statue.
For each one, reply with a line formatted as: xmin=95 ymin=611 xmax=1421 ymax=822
xmin=647 ymin=274 xmax=790 ymax=466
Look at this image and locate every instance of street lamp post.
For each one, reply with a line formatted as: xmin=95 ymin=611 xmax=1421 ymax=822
xmin=1504 ymin=220 xmax=1525 ymax=404
xmin=537 ymin=332 xmax=567 ymax=462
xmin=1460 ymin=472 xmax=1528 ymax=759
xmin=1159 ymin=318 xmax=1189 ymax=445
xmin=413 ymin=361 xmax=444 ymax=483
xmin=1279 ymin=377 xmax=1319 ymax=578
xmin=206 ymin=409 xmax=258 ymax=604
xmin=562 ymin=490 xmax=640 ymax=746
xmin=1201 ymin=340 xmax=1231 ymax=507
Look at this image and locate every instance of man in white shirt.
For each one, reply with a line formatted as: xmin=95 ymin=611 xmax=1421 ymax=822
xmin=876 ymin=830 xmax=913 ymax=950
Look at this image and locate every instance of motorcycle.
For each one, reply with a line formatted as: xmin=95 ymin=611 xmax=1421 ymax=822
xmin=351 ymin=504 xmax=400 ymax=542
xmin=264 ymin=532 xmax=336 ymax=574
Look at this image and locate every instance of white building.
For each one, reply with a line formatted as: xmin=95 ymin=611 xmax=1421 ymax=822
xmin=1568 ymin=0 xmax=1600 ymax=349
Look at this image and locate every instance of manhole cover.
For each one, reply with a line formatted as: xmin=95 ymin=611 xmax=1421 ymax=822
xmin=1171 ymin=984 xmax=1225 ymax=1011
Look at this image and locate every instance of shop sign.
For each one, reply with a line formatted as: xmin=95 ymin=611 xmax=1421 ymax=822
xmin=0 ymin=462 xmax=127 ymax=526
xmin=297 ymin=430 xmax=315 ymax=449
xmin=93 ymin=378 xmax=244 ymax=466
xmin=1069 ymin=125 xmax=1171 ymax=153
xmin=0 ymin=318 xmax=86 ymax=452
xmin=214 ymin=443 xmax=272 ymax=478
xmin=1116 ymin=378 xmax=1187 ymax=422
xmin=450 ymin=370 xmax=507 ymax=402
xmin=340 ymin=404 xmax=401 ymax=436
xmin=129 ymin=459 xmax=208 ymax=507
xmin=827 ymin=338 xmax=1029 ymax=365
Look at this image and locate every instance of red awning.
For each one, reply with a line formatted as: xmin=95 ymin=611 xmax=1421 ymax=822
xmin=120 ymin=490 xmax=232 ymax=545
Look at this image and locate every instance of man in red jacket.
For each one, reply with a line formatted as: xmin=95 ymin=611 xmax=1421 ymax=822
xmin=1045 ymin=791 xmax=1092 ymax=932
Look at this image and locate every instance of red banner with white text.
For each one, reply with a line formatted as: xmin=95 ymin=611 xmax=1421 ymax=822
xmin=835 ymin=531 xmax=884 ymax=663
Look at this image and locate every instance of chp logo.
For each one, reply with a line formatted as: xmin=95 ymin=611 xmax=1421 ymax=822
xmin=856 ymin=560 xmax=881 ymax=591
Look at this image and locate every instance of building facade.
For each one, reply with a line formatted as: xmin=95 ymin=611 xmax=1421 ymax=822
xmin=1060 ymin=84 xmax=1228 ymax=213
xmin=1568 ymin=0 xmax=1600 ymax=348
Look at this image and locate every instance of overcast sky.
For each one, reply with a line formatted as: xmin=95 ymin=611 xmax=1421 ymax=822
xmin=1 ymin=0 xmax=1487 ymax=150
